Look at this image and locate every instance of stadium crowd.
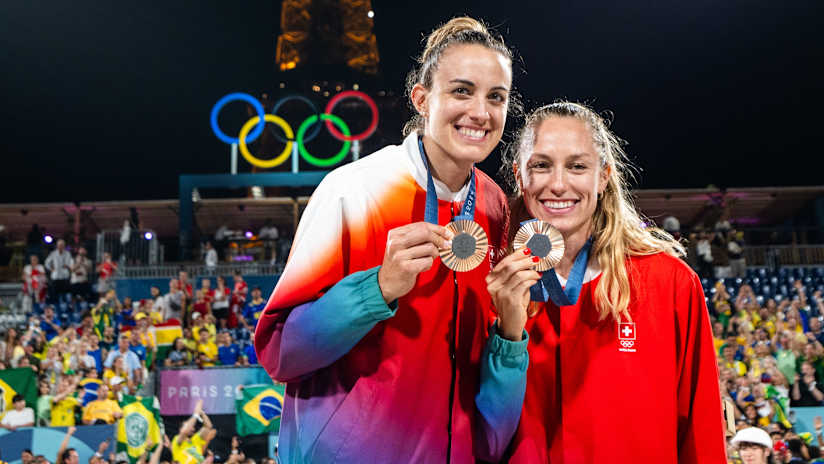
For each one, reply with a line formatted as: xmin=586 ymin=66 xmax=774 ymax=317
xmin=5 ymin=223 xmax=824 ymax=463
xmin=3 ymin=254 xmax=269 ymax=464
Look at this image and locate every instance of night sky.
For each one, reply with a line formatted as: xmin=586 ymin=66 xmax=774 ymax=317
xmin=1 ymin=1 xmax=821 ymax=203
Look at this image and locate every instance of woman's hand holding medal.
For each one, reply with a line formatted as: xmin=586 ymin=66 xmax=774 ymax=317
xmin=378 ymin=222 xmax=455 ymax=303
xmin=486 ymin=248 xmax=541 ymax=341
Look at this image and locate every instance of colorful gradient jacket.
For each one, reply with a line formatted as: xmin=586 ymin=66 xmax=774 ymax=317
xmin=256 ymin=134 xmax=528 ymax=463
xmin=507 ymin=253 xmax=727 ymax=463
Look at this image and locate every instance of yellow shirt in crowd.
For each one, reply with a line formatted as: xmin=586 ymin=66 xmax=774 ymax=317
xmin=51 ymin=396 xmax=81 ymax=426
xmin=82 ymin=398 xmax=122 ymax=424
xmin=197 ymin=342 xmax=218 ymax=367
xmin=172 ymin=432 xmax=206 ymax=464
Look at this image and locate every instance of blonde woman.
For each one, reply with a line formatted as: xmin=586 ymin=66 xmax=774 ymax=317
xmin=486 ymin=102 xmax=726 ymax=461
xmin=257 ymin=17 xmax=527 ymax=463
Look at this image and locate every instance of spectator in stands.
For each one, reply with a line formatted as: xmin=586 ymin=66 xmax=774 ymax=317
xmin=35 ymin=380 xmax=53 ymax=426
xmin=56 ymin=426 xmax=79 ymax=464
xmin=217 ymin=331 xmax=241 ymax=366
xmin=104 ymin=334 xmax=143 ymax=385
xmin=103 ymin=355 xmax=131 ymax=391
xmin=696 ymin=230 xmax=714 ymax=279
xmin=171 ymin=399 xmax=213 ymax=464
xmin=1 ymin=327 xmax=24 ymax=367
xmin=20 ymin=341 xmax=41 ymax=372
xmin=134 ymin=313 xmax=156 ymax=361
xmin=792 ymin=361 xmax=824 ymax=406
xmin=728 ymin=229 xmax=746 ymax=278
xmin=128 ymin=328 xmax=148 ymax=366
xmin=92 ymin=290 xmax=121 ymax=338
xmin=22 ymin=254 xmax=47 ymax=311
xmin=40 ymin=305 xmax=62 ymax=341
xmin=70 ymin=246 xmax=92 ymax=301
xmin=731 ymin=427 xmax=772 ymax=464
xmin=177 ymin=270 xmax=194 ymax=300
xmin=182 ymin=327 xmax=198 ymax=356
xmin=76 ymin=312 xmax=95 ymax=338
xmin=230 ymin=271 xmax=247 ymax=328
xmin=20 ymin=449 xmax=33 ymax=464
xmin=68 ymin=339 xmax=96 ymax=372
xmin=50 ymin=376 xmax=81 ymax=426
xmin=118 ymin=296 xmax=135 ymax=328
xmin=201 ymin=278 xmax=214 ymax=303
xmin=239 ymin=287 xmax=265 ymax=332
xmin=40 ymin=345 xmax=64 ymax=384
xmin=211 ymin=276 xmax=231 ymax=329
xmin=164 ymin=337 xmax=191 ymax=367
xmin=196 ymin=328 xmax=217 ymax=367
xmin=243 ymin=331 xmax=257 ymax=365
xmin=149 ymin=285 xmax=166 ymax=315
xmin=96 ymin=252 xmax=117 ymax=295
xmin=810 ymin=317 xmax=824 ymax=345
xmin=204 ymin=241 xmax=218 ymax=268
xmin=711 ymin=229 xmax=731 ymax=279
xmin=82 ymin=384 xmax=122 ymax=424
xmin=191 ymin=289 xmax=211 ymax=324
xmin=45 ymin=239 xmax=73 ymax=303
xmin=99 ymin=325 xmax=116 ymax=354
xmin=164 ymin=279 xmax=186 ymax=323
xmin=0 ymin=394 xmax=35 ymax=430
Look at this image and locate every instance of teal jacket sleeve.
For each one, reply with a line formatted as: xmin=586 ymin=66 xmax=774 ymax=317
xmin=260 ymin=265 xmax=397 ymax=382
xmin=474 ymin=322 xmax=529 ymax=462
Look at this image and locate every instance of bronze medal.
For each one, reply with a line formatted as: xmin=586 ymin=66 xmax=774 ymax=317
xmin=440 ymin=219 xmax=488 ymax=272
xmin=513 ymin=220 xmax=564 ymax=271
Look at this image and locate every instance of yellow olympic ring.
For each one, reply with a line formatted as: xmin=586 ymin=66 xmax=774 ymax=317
xmin=237 ymin=114 xmax=294 ymax=168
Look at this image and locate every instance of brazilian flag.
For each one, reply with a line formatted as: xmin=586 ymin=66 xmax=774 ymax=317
xmin=235 ymin=384 xmax=285 ymax=436
xmin=765 ymin=384 xmax=792 ymax=429
xmin=0 ymin=367 xmax=37 ymax=413
xmin=116 ymin=394 xmax=162 ymax=463
xmin=79 ymin=377 xmax=103 ymax=406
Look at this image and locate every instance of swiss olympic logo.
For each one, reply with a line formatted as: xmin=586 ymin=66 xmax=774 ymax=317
xmin=618 ymin=322 xmax=637 ymax=353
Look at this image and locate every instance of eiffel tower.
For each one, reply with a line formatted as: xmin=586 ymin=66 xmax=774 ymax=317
xmin=276 ymin=0 xmax=380 ymax=75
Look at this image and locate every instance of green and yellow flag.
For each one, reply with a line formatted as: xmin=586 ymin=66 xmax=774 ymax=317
xmin=0 ymin=367 xmax=37 ymax=414
xmin=235 ymin=384 xmax=285 ymax=436
xmin=116 ymin=394 xmax=162 ymax=463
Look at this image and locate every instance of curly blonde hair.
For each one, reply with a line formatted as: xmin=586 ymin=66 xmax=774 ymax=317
xmin=503 ymin=101 xmax=685 ymax=321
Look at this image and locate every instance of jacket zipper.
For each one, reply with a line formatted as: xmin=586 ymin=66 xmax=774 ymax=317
xmin=446 ymin=202 xmax=458 ymax=464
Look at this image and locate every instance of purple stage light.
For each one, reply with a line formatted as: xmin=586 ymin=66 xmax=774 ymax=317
xmin=44 ymin=234 xmax=54 ymax=244
xmin=245 ymin=231 xmax=253 ymax=239
xmin=144 ymin=232 xmax=154 ymax=240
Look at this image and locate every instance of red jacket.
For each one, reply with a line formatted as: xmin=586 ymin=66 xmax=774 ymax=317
xmin=508 ymin=253 xmax=727 ymax=463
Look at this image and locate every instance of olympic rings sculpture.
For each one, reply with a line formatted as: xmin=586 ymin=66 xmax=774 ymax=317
xmin=210 ymin=90 xmax=379 ymax=169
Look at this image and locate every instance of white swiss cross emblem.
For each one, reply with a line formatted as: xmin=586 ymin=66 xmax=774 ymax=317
xmin=618 ymin=322 xmax=637 ymax=353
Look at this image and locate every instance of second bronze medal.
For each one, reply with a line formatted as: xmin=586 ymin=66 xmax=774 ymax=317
xmin=513 ymin=220 xmax=564 ymax=272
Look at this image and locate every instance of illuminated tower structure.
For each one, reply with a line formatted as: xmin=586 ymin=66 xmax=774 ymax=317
xmin=276 ymin=0 xmax=379 ymax=75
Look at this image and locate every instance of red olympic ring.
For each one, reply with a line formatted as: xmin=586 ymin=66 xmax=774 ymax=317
xmin=323 ymin=90 xmax=379 ymax=142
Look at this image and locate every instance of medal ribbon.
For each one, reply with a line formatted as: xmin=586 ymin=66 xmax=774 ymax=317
xmin=418 ymin=136 xmax=476 ymax=224
xmin=526 ymin=219 xmax=592 ymax=306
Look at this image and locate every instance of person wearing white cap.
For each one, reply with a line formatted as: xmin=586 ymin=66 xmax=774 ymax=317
xmin=731 ymin=427 xmax=772 ymax=464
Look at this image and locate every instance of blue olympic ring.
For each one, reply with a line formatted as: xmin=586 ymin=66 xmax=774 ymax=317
xmin=210 ymin=92 xmax=266 ymax=144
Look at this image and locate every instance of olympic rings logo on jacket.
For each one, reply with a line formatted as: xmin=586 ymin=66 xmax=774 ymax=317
xmin=210 ymin=91 xmax=380 ymax=168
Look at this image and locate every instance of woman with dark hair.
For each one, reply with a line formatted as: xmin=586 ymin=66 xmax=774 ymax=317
xmin=256 ymin=16 xmax=527 ymax=463
xmin=486 ymin=102 xmax=726 ymax=461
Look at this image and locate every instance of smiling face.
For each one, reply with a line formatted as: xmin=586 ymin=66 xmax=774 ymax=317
xmin=412 ymin=43 xmax=511 ymax=174
xmin=517 ymin=117 xmax=608 ymax=246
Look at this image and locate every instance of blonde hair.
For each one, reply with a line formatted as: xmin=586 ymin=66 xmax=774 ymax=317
xmin=504 ymin=101 xmax=685 ymax=321
xmin=403 ymin=17 xmax=519 ymax=135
